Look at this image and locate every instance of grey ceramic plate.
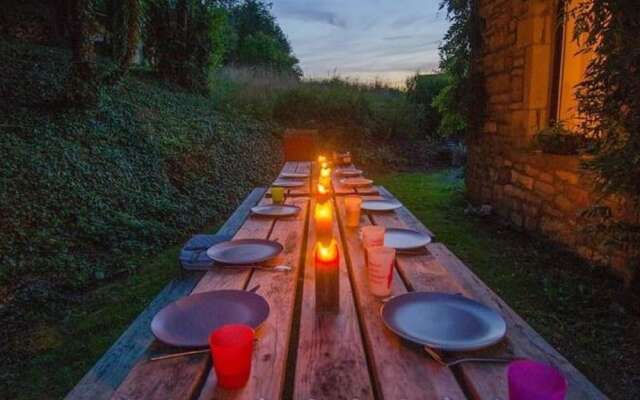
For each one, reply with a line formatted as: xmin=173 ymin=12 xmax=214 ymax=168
xmin=272 ymin=179 xmax=305 ymax=188
xmin=280 ymin=172 xmax=309 ymax=179
xmin=381 ymin=292 xmax=507 ymax=351
xmin=384 ymin=228 xmax=432 ymax=250
xmin=336 ymin=169 xmax=363 ymax=177
xmin=206 ymin=239 xmax=283 ymax=265
xmin=251 ymin=204 xmax=300 ymax=217
xmin=361 ymin=199 xmax=402 ymax=212
xmin=340 ymin=177 xmax=373 ymax=187
xmin=151 ymin=290 xmax=269 ymax=348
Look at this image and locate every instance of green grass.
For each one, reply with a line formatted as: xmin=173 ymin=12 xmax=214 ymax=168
xmin=375 ymin=169 xmax=640 ymax=400
xmin=4 ymin=222 xmax=219 ymax=400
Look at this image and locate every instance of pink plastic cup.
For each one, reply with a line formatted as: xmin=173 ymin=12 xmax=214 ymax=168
xmin=209 ymin=324 xmax=254 ymax=389
xmin=507 ymin=360 xmax=567 ymax=400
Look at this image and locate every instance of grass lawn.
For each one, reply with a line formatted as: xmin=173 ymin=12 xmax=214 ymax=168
xmin=375 ymin=168 xmax=640 ymax=400
xmin=5 ymin=169 xmax=638 ymax=399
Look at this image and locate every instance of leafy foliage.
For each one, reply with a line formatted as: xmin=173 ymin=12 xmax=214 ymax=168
xmin=437 ymin=0 xmax=484 ymax=137
xmin=405 ymin=73 xmax=449 ymax=138
xmin=534 ymin=122 xmax=593 ymax=155
xmin=0 ymin=37 xmax=282 ymax=293
xmin=228 ymin=0 xmax=300 ymax=75
xmin=571 ymin=0 xmax=640 ymax=275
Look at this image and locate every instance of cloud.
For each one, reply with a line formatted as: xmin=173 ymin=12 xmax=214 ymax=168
xmin=383 ymin=35 xmax=413 ymax=41
xmin=276 ymin=5 xmax=347 ymax=28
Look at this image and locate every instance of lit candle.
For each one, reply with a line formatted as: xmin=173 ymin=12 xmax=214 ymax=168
xmin=314 ymin=200 xmax=333 ymax=245
xmin=315 ymin=239 xmax=339 ymax=312
xmin=319 ymin=167 xmax=331 ymax=188
xmin=316 ymin=183 xmax=330 ymax=203
xmin=318 ymin=155 xmax=327 ymax=164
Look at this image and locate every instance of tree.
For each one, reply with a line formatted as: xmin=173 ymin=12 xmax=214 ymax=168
xmin=107 ymin=0 xmax=141 ymax=74
xmin=66 ymin=0 xmax=98 ymax=105
xmin=436 ymin=0 xmax=484 ymax=137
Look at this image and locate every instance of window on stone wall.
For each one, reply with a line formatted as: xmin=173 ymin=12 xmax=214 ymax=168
xmin=549 ymin=0 xmax=594 ymax=129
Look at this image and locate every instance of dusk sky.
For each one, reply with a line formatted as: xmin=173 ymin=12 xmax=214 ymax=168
xmin=271 ymin=0 xmax=451 ymax=85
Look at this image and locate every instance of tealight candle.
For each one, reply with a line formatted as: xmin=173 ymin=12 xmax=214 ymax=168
xmin=316 ymin=183 xmax=330 ymax=203
xmin=315 ymin=239 xmax=339 ymax=312
xmin=319 ymin=167 xmax=331 ymax=188
xmin=314 ymin=200 xmax=333 ymax=245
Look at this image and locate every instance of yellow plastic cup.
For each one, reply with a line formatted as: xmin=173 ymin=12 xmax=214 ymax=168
xmin=272 ymin=187 xmax=285 ymax=204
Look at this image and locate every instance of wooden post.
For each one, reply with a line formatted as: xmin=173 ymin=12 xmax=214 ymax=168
xmin=315 ymin=240 xmax=340 ymax=313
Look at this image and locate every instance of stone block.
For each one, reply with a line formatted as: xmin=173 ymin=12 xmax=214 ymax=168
xmin=566 ymin=186 xmax=591 ymax=207
xmin=538 ymin=172 xmax=554 ymax=184
xmin=511 ymin=170 xmax=534 ymax=190
xmin=504 ymin=184 xmax=526 ymax=200
xmin=554 ymin=194 xmax=574 ymax=213
xmin=555 ymin=170 xmax=579 ymax=185
xmin=534 ymin=180 xmax=556 ymax=197
xmin=511 ymin=212 xmax=524 ymax=227
xmin=543 ymin=205 xmax=564 ymax=218
xmin=524 ymin=165 xmax=540 ymax=177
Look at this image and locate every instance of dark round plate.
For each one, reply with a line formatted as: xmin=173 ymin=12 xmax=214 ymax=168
xmin=151 ymin=290 xmax=270 ymax=348
xmin=280 ymin=172 xmax=309 ymax=179
xmin=384 ymin=228 xmax=432 ymax=250
xmin=336 ymin=168 xmax=363 ymax=177
xmin=251 ymin=204 xmax=300 ymax=217
xmin=272 ymin=179 xmax=305 ymax=188
xmin=361 ymin=199 xmax=402 ymax=212
xmin=340 ymin=177 xmax=373 ymax=187
xmin=206 ymin=239 xmax=283 ymax=265
xmin=381 ymin=292 xmax=506 ymax=351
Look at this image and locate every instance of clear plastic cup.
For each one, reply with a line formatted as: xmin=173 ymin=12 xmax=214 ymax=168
xmin=209 ymin=324 xmax=254 ymax=389
xmin=344 ymin=196 xmax=363 ymax=228
xmin=366 ymin=246 xmax=395 ymax=297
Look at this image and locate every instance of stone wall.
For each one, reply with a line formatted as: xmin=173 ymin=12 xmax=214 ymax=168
xmin=468 ymin=0 xmax=636 ymax=279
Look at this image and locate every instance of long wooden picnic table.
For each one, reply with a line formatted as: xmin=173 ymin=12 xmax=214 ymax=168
xmin=68 ymin=161 xmax=605 ymax=400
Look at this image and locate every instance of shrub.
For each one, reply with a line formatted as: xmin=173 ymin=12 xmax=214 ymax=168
xmin=534 ymin=122 xmax=592 ymax=155
xmin=0 ymin=38 xmax=282 ymax=293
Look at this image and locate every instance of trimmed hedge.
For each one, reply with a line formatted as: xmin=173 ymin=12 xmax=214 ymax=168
xmin=0 ymin=38 xmax=282 ymax=294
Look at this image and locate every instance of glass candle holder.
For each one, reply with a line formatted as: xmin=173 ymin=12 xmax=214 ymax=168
xmin=314 ymin=200 xmax=333 ymax=245
xmin=209 ymin=324 xmax=254 ymax=389
xmin=366 ymin=246 xmax=395 ymax=298
xmin=271 ymin=187 xmax=285 ymax=205
xmin=344 ymin=196 xmax=362 ymax=228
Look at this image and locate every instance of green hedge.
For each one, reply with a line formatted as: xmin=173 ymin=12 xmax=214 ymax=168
xmin=0 ymin=38 xmax=282 ymax=293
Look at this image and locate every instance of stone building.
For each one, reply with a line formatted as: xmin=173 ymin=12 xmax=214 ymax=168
xmin=467 ymin=0 xmax=636 ymax=279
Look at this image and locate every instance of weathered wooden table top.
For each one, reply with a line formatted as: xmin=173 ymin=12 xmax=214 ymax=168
xmin=71 ymin=161 xmax=605 ymax=400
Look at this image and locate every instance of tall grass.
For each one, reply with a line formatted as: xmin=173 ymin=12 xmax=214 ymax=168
xmin=210 ymin=66 xmax=433 ymax=169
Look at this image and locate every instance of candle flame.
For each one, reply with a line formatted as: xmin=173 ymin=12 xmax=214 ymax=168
xmin=318 ymin=183 xmax=327 ymax=194
xmin=318 ymin=155 xmax=327 ymax=164
xmin=317 ymin=240 xmax=338 ymax=262
xmin=315 ymin=200 xmax=332 ymax=219
xmin=320 ymin=167 xmax=331 ymax=178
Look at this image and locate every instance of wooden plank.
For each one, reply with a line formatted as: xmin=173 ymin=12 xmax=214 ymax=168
xmin=288 ymin=162 xmax=311 ymax=197
xmin=110 ymin=198 xmax=277 ymax=400
xmin=370 ymin=188 xmax=605 ymax=399
xmin=66 ymin=188 xmax=266 ymax=400
xmin=335 ymin=197 xmax=467 ymax=400
xmin=294 ymin=198 xmax=375 ymax=400
xmin=426 ymin=244 xmax=606 ymax=400
xmin=205 ymin=196 xmax=310 ymax=400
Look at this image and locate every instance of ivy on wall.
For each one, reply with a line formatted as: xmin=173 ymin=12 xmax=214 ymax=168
xmin=573 ymin=0 xmax=640 ymax=278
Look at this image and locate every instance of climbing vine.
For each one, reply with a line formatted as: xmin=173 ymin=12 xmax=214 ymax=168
xmin=572 ymin=0 xmax=640 ymax=282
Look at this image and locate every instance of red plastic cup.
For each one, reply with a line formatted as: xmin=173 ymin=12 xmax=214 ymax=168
xmin=508 ymin=360 xmax=567 ymax=400
xmin=209 ymin=324 xmax=254 ymax=389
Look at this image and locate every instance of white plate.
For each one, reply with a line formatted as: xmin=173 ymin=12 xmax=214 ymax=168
xmin=251 ymin=204 xmax=300 ymax=217
xmin=384 ymin=228 xmax=432 ymax=250
xmin=336 ymin=169 xmax=363 ymax=177
xmin=280 ymin=172 xmax=309 ymax=179
xmin=361 ymin=199 xmax=402 ymax=212
xmin=340 ymin=177 xmax=373 ymax=187
xmin=272 ymin=179 xmax=305 ymax=188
